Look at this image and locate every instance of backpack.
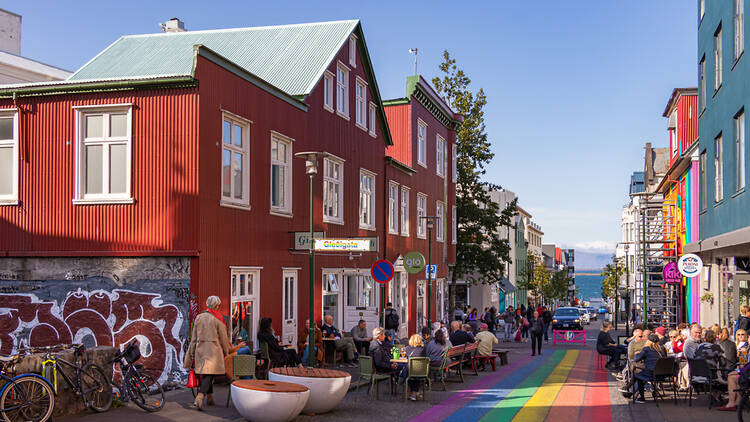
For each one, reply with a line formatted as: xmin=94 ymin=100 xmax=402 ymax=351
xmin=385 ymin=310 xmax=399 ymax=329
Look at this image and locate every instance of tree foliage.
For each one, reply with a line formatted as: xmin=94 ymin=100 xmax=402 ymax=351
xmin=601 ymin=257 xmax=624 ymax=300
xmin=432 ymin=51 xmax=516 ymax=312
xmin=520 ymin=254 xmax=572 ymax=305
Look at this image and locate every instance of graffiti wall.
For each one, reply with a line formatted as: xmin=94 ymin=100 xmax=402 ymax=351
xmin=0 ymin=257 xmax=190 ymax=384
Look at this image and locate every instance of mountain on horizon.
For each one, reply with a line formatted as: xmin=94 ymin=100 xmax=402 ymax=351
xmin=575 ymin=250 xmax=613 ymax=271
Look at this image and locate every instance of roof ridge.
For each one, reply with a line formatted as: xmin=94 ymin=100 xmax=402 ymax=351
xmin=122 ymin=19 xmax=359 ymax=39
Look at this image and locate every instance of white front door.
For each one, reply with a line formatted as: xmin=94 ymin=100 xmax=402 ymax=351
xmin=417 ymin=280 xmax=427 ymax=330
xmin=282 ymin=270 xmax=298 ymax=348
xmin=323 ymin=272 xmax=343 ymax=329
xmin=344 ymin=272 xmax=380 ymax=333
xmin=436 ymin=279 xmax=445 ymax=325
xmin=390 ymin=272 xmax=409 ymax=339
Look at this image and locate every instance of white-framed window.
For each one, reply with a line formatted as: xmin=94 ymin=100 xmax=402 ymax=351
xmin=436 ymin=201 xmax=445 ymax=242
xmin=369 ymin=102 xmax=377 ymax=137
xmin=220 ymin=112 xmax=251 ymax=209
xmin=670 ymin=110 xmax=679 ymax=156
xmin=400 ymin=186 xmax=410 ymax=236
xmin=0 ymin=109 xmax=18 ymax=204
xmin=436 ymin=134 xmax=446 ymax=177
xmin=355 ymin=77 xmax=367 ymax=130
xmin=700 ymin=56 xmax=706 ymax=111
xmin=715 ymin=25 xmax=723 ymax=91
xmin=701 ymin=151 xmax=708 ymax=210
xmin=736 ymin=0 xmax=745 ymax=60
xmin=715 ymin=134 xmax=724 ymax=202
xmin=74 ymin=105 xmax=133 ymax=204
xmin=452 ymin=143 xmax=457 ymax=183
xmin=336 ymin=62 xmax=349 ymax=119
xmin=349 ymin=34 xmax=357 ymax=68
xmin=388 ymin=181 xmax=398 ymax=234
xmin=452 ymin=205 xmax=457 ymax=244
xmin=323 ymin=156 xmax=344 ymax=224
xmin=417 ymin=119 xmax=427 ymax=167
xmin=270 ymin=132 xmax=293 ymax=215
xmin=736 ymin=110 xmax=746 ymax=191
xmin=359 ymin=169 xmax=376 ymax=230
xmin=417 ymin=193 xmax=427 ymax=239
xmin=323 ymin=70 xmax=334 ymax=112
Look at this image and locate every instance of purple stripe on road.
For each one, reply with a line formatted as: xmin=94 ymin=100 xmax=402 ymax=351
xmin=409 ymin=351 xmax=536 ymax=422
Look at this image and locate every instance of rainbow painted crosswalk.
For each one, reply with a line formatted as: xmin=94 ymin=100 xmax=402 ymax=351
xmin=411 ymin=350 xmax=611 ymax=422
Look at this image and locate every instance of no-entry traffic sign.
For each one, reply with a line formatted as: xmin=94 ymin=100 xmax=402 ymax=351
xmin=371 ymin=260 xmax=394 ymax=283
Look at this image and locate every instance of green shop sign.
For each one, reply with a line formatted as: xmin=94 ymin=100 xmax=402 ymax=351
xmin=403 ymin=251 xmax=426 ymax=274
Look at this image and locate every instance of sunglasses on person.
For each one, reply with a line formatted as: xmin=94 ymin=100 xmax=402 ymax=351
xmin=669 ymin=335 xmax=678 ymax=338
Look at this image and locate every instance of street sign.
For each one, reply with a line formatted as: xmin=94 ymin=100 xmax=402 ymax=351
xmin=291 ymin=231 xmax=325 ymax=250
xmin=403 ymin=251 xmax=426 ymax=274
xmin=678 ymin=254 xmax=703 ymax=278
xmin=371 ymin=260 xmax=394 ymax=283
xmin=313 ymin=237 xmax=378 ymax=252
xmin=425 ymin=265 xmax=437 ymax=278
xmin=663 ymin=262 xmax=681 ymax=284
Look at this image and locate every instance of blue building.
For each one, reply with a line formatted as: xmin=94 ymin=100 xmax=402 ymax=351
xmin=685 ymin=0 xmax=750 ymax=328
xmin=629 ymin=172 xmax=645 ymax=195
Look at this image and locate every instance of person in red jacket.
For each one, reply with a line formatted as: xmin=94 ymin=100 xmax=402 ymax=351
xmin=667 ymin=329 xmax=684 ymax=355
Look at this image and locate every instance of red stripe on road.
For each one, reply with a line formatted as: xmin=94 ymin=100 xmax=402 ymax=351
xmin=579 ymin=350 xmax=612 ymax=421
xmin=544 ymin=348 xmax=592 ymax=421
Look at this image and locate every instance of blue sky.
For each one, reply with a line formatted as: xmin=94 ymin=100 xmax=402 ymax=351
xmin=12 ymin=1 xmax=697 ymax=254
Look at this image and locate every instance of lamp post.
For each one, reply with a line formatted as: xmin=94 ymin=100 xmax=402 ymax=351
xmin=624 ymin=243 xmax=630 ymax=336
xmin=420 ymin=215 xmax=438 ymax=329
xmin=294 ymin=151 xmax=327 ymax=368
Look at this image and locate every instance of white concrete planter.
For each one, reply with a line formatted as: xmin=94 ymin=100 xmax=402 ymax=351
xmin=231 ymin=381 xmax=309 ymax=422
xmin=268 ymin=372 xmax=351 ymax=414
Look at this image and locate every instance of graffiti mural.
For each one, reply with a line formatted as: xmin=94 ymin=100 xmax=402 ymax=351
xmin=0 ymin=257 xmax=190 ymax=384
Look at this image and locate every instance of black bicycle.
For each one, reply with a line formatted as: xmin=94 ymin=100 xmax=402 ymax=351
xmin=111 ymin=340 xmax=164 ymax=412
xmin=34 ymin=344 xmax=112 ymax=413
xmin=0 ymin=354 xmax=55 ymax=422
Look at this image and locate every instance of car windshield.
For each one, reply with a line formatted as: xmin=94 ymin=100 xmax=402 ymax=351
xmin=555 ymin=309 xmax=579 ymax=317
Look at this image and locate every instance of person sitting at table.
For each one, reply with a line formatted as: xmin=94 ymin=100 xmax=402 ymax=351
xmin=258 ymin=317 xmax=301 ymax=367
xmin=631 ymin=334 xmax=667 ymax=403
xmin=666 ymin=330 xmax=684 ymax=357
xmin=421 ymin=326 xmax=432 ymax=344
xmin=597 ymin=322 xmax=627 ymax=370
xmin=719 ymin=327 xmax=738 ymax=369
xmin=321 ymin=314 xmax=357 ymax=367
xmin=398 ymin=334 xmax=426 ymax=401
xmin=462 ymin=324 xmax=476 ymax=342
xmin=369 ymin=327 xmax=398 ymax=375
xmin=449 ymin=321 xmax=474 ymax=346
xmin=298 ymin=319 xmax=323 ymax=366
xmin=351 ymin=319 xmax=372 ymax=357
xmin=425 ymin=329 xmax=451 ymax=366
xmin=718 ymin=329 xmax=750 ymax=411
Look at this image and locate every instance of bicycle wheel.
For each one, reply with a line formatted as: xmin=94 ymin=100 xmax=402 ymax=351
xmin=125 ymin=369 xmax=165 ymax=412
xmin=0 ymin=375 xmax=55 ymax=422
xmin=80 ymin=364 xmax=112 ymax=412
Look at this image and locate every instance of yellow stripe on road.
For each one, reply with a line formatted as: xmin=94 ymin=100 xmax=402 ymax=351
xmin=510 ymin=350 xmax=578 ymax=422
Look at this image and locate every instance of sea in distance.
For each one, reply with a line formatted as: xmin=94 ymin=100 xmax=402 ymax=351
xmin=575 ymin=273 xmax=604 ymax=304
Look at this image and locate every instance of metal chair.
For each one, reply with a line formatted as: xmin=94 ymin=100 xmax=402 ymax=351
xmin=226 ymin=354 xmax=256 ymax=407
xmin=652 ymin=357 xmax=678 ymax=405
xmin=403 ymin=357 xmax=431 ymax=401
xmin=356 ymin=356 xmax=393 ymax=401
xmin=687 ymin=358 xmax=724 ymax=408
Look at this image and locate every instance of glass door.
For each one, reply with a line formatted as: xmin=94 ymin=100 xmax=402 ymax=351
xmin=390 ymin=272 xmax=409 ymax=339
xmin=416 ymin=281 xmax=426 ymax=330
xmin=231 ymin=269 xmax=260 ymax=351
xmin=344 ymin=273 xmax=379 ymax=332
xmin=282 ymin=270 xmax=298 ymax=348
xmin=322 ymin=272 xmax=342 ymax=329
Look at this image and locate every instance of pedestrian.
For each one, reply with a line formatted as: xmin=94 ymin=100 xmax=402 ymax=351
xmin=384 ymin=302 xmax=399 ymax=340
xmin=542 ymin=307 xmax=552 ymax=343
xmin=503 ymin=307 xmax=516 ymax=342
xmin=486 ymin=306 xmax=497 ymax=334
xmin=529 ymin=311 xmax=544 ymax=356
xmin=184 ymin=296 xmax=235 ymax=410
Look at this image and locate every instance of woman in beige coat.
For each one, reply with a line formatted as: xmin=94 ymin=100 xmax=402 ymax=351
xmin=184 ymin=295 xmax=237 ymax=410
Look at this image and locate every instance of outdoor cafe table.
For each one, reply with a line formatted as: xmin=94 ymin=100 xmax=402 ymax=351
xmin=231 ymin=379 xmax=309 ymax=422
xmin=268 ymin=367 xmax=351 ymax=415
xmin=391 ymin=358 xmax=408 ymax=364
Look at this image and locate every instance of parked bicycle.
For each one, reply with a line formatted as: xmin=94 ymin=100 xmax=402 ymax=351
xmin=0 ymin=353 xmax=55 ymax=422
xmin=111 ymin=340 xmax=164 ymax=412
xmin=32 ymin=344 xmax=112 ymax=413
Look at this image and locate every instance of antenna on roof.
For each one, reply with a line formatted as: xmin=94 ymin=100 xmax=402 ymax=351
xmin=408 ymin=48 xmax=418 ymax=76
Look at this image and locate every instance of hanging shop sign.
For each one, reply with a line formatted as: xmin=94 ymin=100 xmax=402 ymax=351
xmin=291 ymin=231 xmax=326 ymax=250
xmin=678 ymin=254 xmax=704 ymax=278
xmin=663 ymin=262 xmax=681 ymax=284
xmin=403 ymin=251 xmax=426 ymax=274
xmin=313 ymin=237 xmax=378 ymax=252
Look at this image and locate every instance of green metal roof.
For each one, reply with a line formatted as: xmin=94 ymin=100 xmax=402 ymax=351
xmin=69 ymin=20 xmax=359 ymax=97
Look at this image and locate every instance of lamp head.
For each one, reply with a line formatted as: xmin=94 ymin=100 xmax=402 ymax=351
xmin=294 ymin=152 xmax=327 ymax=176
xmin=427 ymin=219 xmax=434 ymax=230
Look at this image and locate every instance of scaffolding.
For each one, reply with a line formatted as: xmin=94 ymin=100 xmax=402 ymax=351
xmin=632 ymin=193 xmax=679 ymax=327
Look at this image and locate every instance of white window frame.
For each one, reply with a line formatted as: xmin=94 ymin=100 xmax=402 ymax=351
xmin=452 ymin=205 xmax=457 ymax=244
xmin=417 ymin=119 xmax=427 ymax=168
xmin=218 ymin=111 xmax=251 ymax=210
xmin=369 ymin=102 xmax=377 ymax=137
xmin=270 ymin=131 xmax=293 ymax=216
xmin=736 ymin=111 xmax=746 ymax=191
xmin=336 ymin=61 xmax=350 ymax=120
xmin=0 ymin=109 xmax=18 ymax=205
xmin=417 ymin=193 xmax=427 ymax=239
xmin=388 ymin=181 xmax=399 ymax=234
xmin=715 ymin=134 xmax=724 ymax=202
xmin=349 ymin=34 xmax=357 ymax=68
xmin=323 ymin=156 xmax=344 ymax=224
xmin=436 ymin=134 xmax=446 ymax=178
xmin=715 ymin=26 xmax=723 ymax=92
xmin=359 ymin=169 xmax=376 ymax=230
xmin=436 ymin=201 xmax=445 ymax=242
xmin=73 ymin=104 xmax=133 ymax=205
xmin=452 ymin=143 xmax=457 ymax=183
xmin=355 ymin=77 xmax=367 ymax=130
xmin=736 ymin=0 xmax=745 ymax=60
xmin=400 ymin=186 xmax=410 ymax=236
xmin=323 ymin=70 xmax=334 ymax=113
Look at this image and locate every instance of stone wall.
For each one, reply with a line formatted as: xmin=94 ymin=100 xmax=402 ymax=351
xmin=0 ymin=257 xmax=191 ymax=385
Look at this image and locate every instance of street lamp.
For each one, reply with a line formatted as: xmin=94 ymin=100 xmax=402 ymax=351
xmin=624 ymin=243 xmax=630 ymax=336
xmin=294 ymin=151 xmax=327 ymax=368
xmin=420 ymin=215 xmax=438 ymax=329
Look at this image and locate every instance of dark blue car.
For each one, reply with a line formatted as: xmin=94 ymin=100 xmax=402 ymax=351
xmin=551 ymin=307 xmax=583 ymax=331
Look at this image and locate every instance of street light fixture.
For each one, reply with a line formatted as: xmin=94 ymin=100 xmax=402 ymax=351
xmin=420 ymin=215 xmax=438 ymax=329
xmin=294 ymin=151 xmax=327 ymax=368
xmin=624 ymin=243 xmax=630 ymax=336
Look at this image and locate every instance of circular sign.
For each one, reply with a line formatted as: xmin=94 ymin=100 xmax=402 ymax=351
xmin=678 ymin=254 xmax=704 ymax=278
xmin=371 ymin=260 xmax=394 ymax=283
xmin=663 ymin=262 xmax=681 ymax=284
xmin=403 ymin=251 xmax=426 ymax=274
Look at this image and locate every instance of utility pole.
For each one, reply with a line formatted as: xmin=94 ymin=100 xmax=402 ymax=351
xmin=625 ymin=243 xmax=630 ymax=336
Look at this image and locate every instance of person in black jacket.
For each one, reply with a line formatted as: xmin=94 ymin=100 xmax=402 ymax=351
xmin=542 ymin=307 xmax=553 ymax=343
xmin=529 ymin=311 xmax=544 ymax=356
xmin=739 ymin=306 xmax=750 ymax=333
xmin=449 ymin=321 xmax=474 ymax=346
xmin=486 ymin=307 xmax=497 ymax=334
xmin=369 ymin=327 xmax=398 ymax=374
xmin=258 ymin=317 xmax=300 ymax=367
xmin=597 ymin=322 xmax=627 ymax=369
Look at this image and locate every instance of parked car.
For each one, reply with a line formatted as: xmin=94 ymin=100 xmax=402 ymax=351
xmin=551 ymin=307 xmax=583 ymax=331
xmin=585 ymin=307 xmax=598 ymax=321
xmin=577 ymin=308 xmax=590 ymax=325
xmin=598 ymin=307 xmax=607 ymax=314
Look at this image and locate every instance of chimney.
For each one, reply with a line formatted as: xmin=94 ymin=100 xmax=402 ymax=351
xmin=161 ymin=18 xmax=186 ymax=33
xmin=0 ymin=9 xmax=22 ymax=55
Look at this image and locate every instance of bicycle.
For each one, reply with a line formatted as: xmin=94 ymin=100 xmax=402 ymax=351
xmin=110 ymin=340 xmax=164 ymax=412
xmin=0 ymin=353 xmax=55 ymax=422
xmin=33 ymin=344 xmax=112 ymax=413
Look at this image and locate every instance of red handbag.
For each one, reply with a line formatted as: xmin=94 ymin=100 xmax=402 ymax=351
xmin=186 ymin=369 xmax=198 ymax=388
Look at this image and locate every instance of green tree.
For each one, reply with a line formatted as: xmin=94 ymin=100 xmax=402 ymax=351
xmin=433 ymin=51 xmax=517 ymax=314
xmin=519 ymin=254 xmax=549 ymax=304
xmin=601 ymin=257 xmax=624 ymax=300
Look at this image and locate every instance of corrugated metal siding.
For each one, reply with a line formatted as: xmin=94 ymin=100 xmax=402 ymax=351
xmin=0 ymin=87 xmax=199 ymax=254
xmin=384 ymin=104 xmax=411 ymax=166
xmin=678 ymin=94 xmax=699 ymax=152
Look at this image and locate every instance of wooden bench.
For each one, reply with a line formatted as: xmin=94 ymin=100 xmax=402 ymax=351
xmin=429 ymin=344 xmax=466 ymax=391
xmin=475 ymin=354 xmax=499 ymax=371
xmin=461 ymin=342 xmax=479 ymax=376
xmin=491 ymin=349 xmax=509 ymax=366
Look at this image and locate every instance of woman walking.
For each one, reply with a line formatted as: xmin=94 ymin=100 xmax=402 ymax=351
xmin=529 ymin=311 xmax=544 ymax=356
xmin=184 ymin=296 xmax=234 ymax=410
